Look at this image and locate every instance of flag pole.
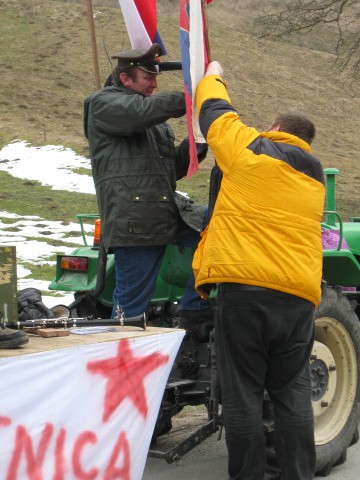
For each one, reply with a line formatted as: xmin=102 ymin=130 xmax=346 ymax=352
xmin=201 ymin=0 xmax=221 ymax=219
xmin=201 ymin=0 xmax=212 ymax=63
xmin=86 ymin=0 xmax=101 ymax=90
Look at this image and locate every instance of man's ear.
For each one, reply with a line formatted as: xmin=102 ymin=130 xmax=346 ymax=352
xmin=119 ymin=72 xmax=131 ymax=87
xmin=271 ymin=123 xmax=281 ymax=132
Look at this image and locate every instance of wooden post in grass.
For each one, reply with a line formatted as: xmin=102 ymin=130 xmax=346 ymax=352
xmin=201 ymin=0 xmax=212 ymax=63
xmin=86 ymin=0 xmax=101 ymax=90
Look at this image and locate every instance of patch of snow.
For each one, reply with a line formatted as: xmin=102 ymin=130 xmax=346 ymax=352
xmin=0 ymin=141 xmax=95 ymax=194
xmin=0 ymin=142 xmax=97 ymax=309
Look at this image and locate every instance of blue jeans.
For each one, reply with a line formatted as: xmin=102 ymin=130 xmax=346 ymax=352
xmin=111 ymin=215 xmax=211 ymax=318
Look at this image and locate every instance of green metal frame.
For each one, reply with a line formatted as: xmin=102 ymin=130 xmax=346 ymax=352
xmin=76 ymin=213 xmax=99 ymax=247
xmin=322 ymin=169 xmax=360 ymax=290
xmin=322 ymin=249 xmax=360 ymax=288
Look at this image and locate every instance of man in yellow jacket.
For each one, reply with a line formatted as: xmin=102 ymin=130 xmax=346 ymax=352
xmin=194 ymin=61 xmax=325 ymax=480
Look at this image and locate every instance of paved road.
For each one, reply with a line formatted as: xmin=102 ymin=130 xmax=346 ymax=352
xmin=143 ymin=422 xmax=360 ymax=480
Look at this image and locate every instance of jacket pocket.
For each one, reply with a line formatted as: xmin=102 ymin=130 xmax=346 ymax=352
xmin=128 ymin=189 xmax=173 ymax=235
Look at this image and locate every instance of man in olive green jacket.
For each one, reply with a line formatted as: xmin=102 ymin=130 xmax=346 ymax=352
xmin=84 ymin=44 xmax=212 ymax=324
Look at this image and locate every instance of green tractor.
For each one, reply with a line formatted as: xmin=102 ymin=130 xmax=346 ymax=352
xmin=49 ymin=167 xmax=360 ymax=476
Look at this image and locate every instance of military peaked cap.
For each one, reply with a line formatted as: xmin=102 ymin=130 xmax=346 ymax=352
xmin=111 ymin=43 xmax=164 ymax=74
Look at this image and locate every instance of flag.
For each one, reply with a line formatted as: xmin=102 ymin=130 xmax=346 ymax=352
xmin=180 ymin=0 xmax=212 ymax=177
xmin=118 ymin=0 xmax=167 ymax=53
xmin=0 ymin=331 xmax=184 ymax=479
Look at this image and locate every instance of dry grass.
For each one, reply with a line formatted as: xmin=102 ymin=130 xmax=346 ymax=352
xmin=1 ymin=0 xmax=359 ymax=217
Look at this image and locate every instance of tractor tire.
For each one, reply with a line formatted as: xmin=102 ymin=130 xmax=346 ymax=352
xmin=312 ymin=283 xmax=360 ymax=475
xmin=265 ymin=283 xmax=360 ymax=477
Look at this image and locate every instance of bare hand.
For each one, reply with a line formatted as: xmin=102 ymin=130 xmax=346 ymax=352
xmin=205 ymin=61 xmax=223 ymax=77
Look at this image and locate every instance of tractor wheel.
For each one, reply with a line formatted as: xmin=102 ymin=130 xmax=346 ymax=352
xmin=312 ymin=283 xmax=360 ymax=475
xmin=264 ymin=283 xmax=360 ymax=477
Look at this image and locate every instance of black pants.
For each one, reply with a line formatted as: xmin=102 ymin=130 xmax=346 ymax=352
xmin=215 ymin=284 xmax=316 ymax=480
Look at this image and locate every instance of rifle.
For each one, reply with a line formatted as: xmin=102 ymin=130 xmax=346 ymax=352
xmin=159 ymin=61 xmax=182 ymax=71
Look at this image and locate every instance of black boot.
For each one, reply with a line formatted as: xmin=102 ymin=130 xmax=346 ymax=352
xmin=0 ymin=327 xmax=29 ymax=349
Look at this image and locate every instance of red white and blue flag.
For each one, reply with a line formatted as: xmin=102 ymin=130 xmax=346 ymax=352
xmin=118 ymin=0 xmax=167 ymax=53
xmin=180 ymin=0 xmax=212 ymax=177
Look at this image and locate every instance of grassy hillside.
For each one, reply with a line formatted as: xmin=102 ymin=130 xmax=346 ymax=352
xmin=1 ymin=0 xmax=359 ymax=219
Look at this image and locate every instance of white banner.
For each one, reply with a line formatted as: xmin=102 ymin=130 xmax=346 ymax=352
xmin=0 ymin=330 xmax=185 ymax=479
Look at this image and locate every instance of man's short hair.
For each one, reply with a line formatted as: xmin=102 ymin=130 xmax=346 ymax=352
xmin=273 ymin=111 xmax=316 ymax=144
xmin=112 ymin=65 xmax=138 ymax=87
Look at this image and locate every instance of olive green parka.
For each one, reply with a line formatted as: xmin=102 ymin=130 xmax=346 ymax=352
xmin=84 ymin=84 xmax=207 ymax=251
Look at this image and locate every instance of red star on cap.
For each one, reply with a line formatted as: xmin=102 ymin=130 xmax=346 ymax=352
xmin=87 ymin=339 xmax=169 ymax=422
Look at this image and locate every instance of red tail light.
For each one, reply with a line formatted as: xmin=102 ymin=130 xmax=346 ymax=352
xmin=93 ymin=219 xmax=101 ymax=247
xmin=60 ymin=256 xmax=88 ymax=272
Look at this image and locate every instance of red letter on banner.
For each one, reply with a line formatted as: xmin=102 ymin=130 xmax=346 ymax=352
xmin=54 ymin=427 xmax=66 ymax=480
xmin=72 ymin=431 xmax=98 ymax=480
xmin=6 ymin=423 xmax=54 ymax=480
xmin=103 ymin=431 xmax=130 ymax=480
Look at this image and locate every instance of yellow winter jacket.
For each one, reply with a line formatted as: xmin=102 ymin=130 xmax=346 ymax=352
xmin=194 ymin=75 xmax=325 ymax=306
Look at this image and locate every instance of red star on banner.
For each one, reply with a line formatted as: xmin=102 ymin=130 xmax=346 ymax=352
xmin=87 ymin=339 xmax=169 ymax=422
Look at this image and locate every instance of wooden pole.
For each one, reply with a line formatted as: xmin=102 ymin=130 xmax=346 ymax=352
xmin=86 ymin=0 xmax=101 ymax=90
xmin=201 ymin=0 xmax=212 ymax=63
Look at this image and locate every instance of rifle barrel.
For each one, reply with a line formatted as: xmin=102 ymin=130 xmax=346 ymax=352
xmin=159 ymin=61 xmax=182 ymax=71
